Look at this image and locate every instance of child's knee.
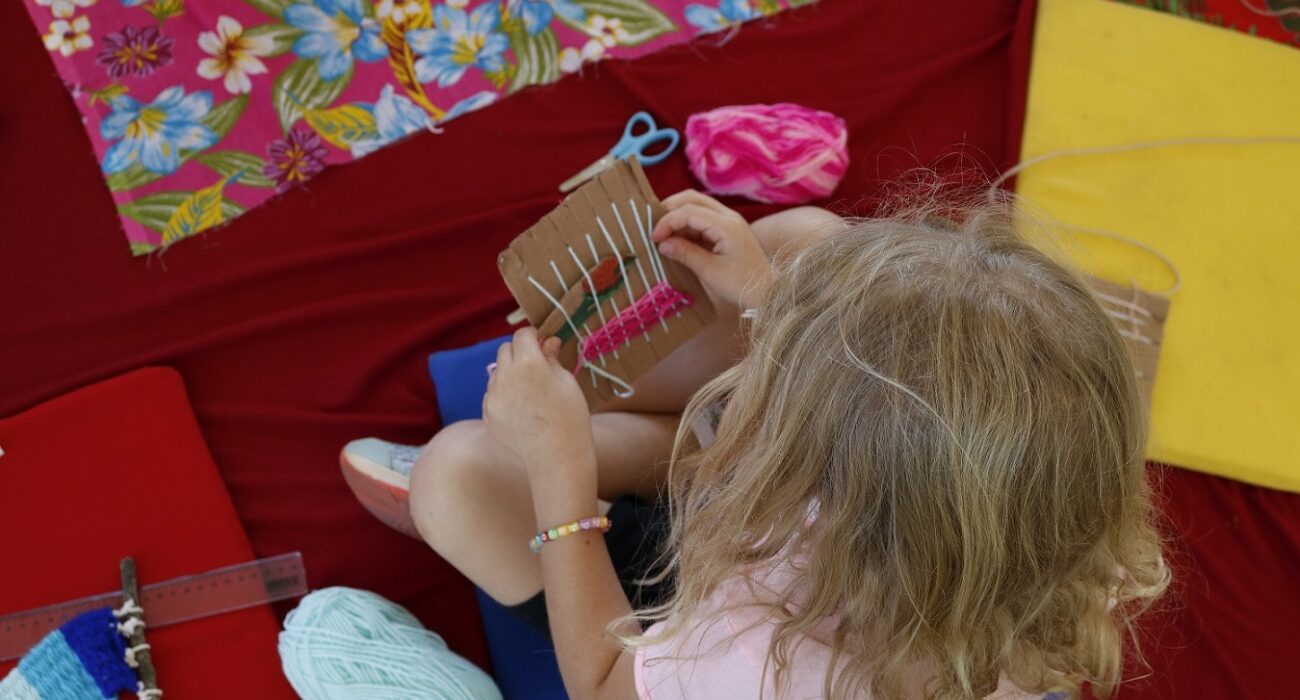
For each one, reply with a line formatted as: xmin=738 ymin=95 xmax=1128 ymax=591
xmin=409 ymin=420 xmax=487 ymax=516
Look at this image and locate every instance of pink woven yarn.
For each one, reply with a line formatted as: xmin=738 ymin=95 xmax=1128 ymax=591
xmin=579 ymin=282 xmax=693 ymax=370
xmin=685 ymin=103 xmax=849 ymax=204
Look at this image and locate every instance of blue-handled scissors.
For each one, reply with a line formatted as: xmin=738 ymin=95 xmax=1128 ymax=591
xmin=559 ymin=111 xmax=680 ymax=192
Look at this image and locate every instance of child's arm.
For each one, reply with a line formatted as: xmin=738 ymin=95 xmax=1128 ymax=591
xmin=652 ymin=190 xmax=774 ymax=310
xmin=479 ymin=197 xmax=780 ymax=696
xmin=482 ymin=327 xmax=639 ymax=700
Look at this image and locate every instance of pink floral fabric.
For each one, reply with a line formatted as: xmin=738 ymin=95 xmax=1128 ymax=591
xmin=21 ymin=0 xmax=814 ymax=255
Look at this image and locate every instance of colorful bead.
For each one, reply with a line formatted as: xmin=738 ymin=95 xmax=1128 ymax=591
xmin=529 ymin=515 xmax=613 ymax=554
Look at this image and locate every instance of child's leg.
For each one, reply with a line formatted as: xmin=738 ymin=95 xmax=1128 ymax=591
xmin=408 ymin=411 xmax=677 ymax=605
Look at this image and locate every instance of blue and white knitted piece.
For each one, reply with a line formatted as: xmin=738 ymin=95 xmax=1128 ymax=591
xmin=0 ymin=609 xmax=138 ymax=700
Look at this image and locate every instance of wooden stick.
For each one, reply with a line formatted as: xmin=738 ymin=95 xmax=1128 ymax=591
xmin=119 ymin=557 xmax=160 ymax=694
xmin=506 ymin=308 xmax=527 ymax=325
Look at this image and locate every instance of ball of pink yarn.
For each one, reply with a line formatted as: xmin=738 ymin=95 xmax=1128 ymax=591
xmin=685 ymin=103 xmax=848 ymax=204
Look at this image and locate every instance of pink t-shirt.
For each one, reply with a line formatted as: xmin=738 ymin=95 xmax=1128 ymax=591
xmin=633 ymin=558 xmax=1042 ymax=699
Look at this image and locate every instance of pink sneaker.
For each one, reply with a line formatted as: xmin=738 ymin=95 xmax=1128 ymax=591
xmin=340 ymin=438 xmax=423 ymax=539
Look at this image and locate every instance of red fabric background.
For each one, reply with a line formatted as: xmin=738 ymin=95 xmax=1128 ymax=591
xmin=0 ymin=368 xmax=295 ymax=697
xmin=2 ymin=0 xmax=1294 ymax=697
xmin=1138 ymin=465 xmax=1300 ymax=698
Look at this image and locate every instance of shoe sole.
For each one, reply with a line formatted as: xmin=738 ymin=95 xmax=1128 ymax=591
xmin=339 ymin=448 xmax=422 ymax=540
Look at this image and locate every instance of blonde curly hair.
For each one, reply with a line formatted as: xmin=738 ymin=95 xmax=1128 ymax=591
xmin=627 ymin=198 xmax=1170 ymax=699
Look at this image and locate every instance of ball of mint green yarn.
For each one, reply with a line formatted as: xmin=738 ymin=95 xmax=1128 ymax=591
xmin=279 ymin=587 xmax=502 ymax=700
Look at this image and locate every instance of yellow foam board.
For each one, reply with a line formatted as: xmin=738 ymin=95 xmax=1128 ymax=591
xmin=1019 ymin=0 xmax=1300 ymax=492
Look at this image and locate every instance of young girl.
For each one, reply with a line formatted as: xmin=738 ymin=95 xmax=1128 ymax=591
xmin=341 ymin=191 xmax=1168 ymax=699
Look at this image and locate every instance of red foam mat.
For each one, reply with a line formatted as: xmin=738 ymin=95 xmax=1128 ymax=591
xmin=0 ymin=368 xmax=296 ymax=697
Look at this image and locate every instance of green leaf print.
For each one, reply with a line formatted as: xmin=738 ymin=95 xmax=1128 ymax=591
xmin=273 ymin=58 xmax=355 ymax=133
xmin=508 ymin=26 xmax=561 ymax=93
xmin=119 ymin=191 xmax=245 ymax=234
xmin=195 ymin=150 xmax=276 ymax=188
xmin=242 ymin=0 xmax=296 ymax=19
xmin=564 ymin=0 xmax=677 ymax=46
xmin=244 ymin=22 xmax=302 ymax=57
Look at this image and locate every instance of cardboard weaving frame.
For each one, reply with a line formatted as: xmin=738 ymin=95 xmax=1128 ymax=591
xmin=498 ymin=159 xmax=716 ymax=408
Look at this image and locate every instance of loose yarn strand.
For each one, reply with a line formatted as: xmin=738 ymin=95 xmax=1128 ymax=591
xmin=582 ymin=361 xmax=638 ymax=398
xmin=994 ymin=135 xmax=1300 ymax=294
xmin=992 ymin=134 xmax=1300 ymax=191
xmin=1060 ymin=223 xmax=1183 ymax=295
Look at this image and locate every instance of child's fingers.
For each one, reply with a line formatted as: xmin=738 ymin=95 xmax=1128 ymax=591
xmin=652 ymin=204 xmax=729 ymax=247
xmin=541 ymin=336 xmax=562 ymax=363
xmin=496 ymin=339 xmax=513 ymax=369
xmin=658 ymin=236 xmax=713 ymax=279
xmin=512 ymin=327 xmax=542 ymax=360
xmin=663 ymin=189 xmax=734 ymax=215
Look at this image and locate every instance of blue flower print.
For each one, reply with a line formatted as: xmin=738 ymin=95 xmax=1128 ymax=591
xmin=285 ymin=0 xmax=388 ymax=81
xmin=407 ymin=3 xmax=509 ymax=87
xmin=351 ymin=85 xmax=432 ymax=157
xmin=100 ymin=86 xmax=217 ymax=175
xmin=685 ymin=0 xmax=756 ymax=34
xmin=440 ymin=90 xmax=497 ymax=123
xmin=510 ymin=0 xmax=585 ymax=35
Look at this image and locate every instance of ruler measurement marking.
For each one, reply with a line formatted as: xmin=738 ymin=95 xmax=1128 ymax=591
xmin=0 ymin=553 xmax=306 ymax=662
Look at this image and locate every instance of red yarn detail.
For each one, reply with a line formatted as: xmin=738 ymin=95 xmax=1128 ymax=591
xmin=578 ymin=282 xmax=693 ymax=369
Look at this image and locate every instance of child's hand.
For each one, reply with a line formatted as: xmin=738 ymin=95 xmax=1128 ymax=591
xmin=652 ymin=190 xmax=772 ymax=309
xmin=483 ymin=327 xmax=596 ymax=475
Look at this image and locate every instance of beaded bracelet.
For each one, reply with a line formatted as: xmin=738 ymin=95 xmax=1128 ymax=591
xmin=529 ymin=516 xmax=612 ymax=554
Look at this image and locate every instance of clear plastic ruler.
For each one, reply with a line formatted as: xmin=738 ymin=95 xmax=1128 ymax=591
xmin=0 ymin=552 xmax=306 ymax=662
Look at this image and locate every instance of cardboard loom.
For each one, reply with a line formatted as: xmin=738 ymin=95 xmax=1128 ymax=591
xmin=1086 ymin=275 xmax=1169 ymax=404
xmin=498 ymin=159 xmax=716 ymax=407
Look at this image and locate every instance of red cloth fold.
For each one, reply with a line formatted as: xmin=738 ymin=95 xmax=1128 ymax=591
xmin=0 ymin=368 xmax=295 ymax=697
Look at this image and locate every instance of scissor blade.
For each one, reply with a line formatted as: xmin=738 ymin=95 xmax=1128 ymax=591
xmin=560 ymin=156 xmax=615 ymax=193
